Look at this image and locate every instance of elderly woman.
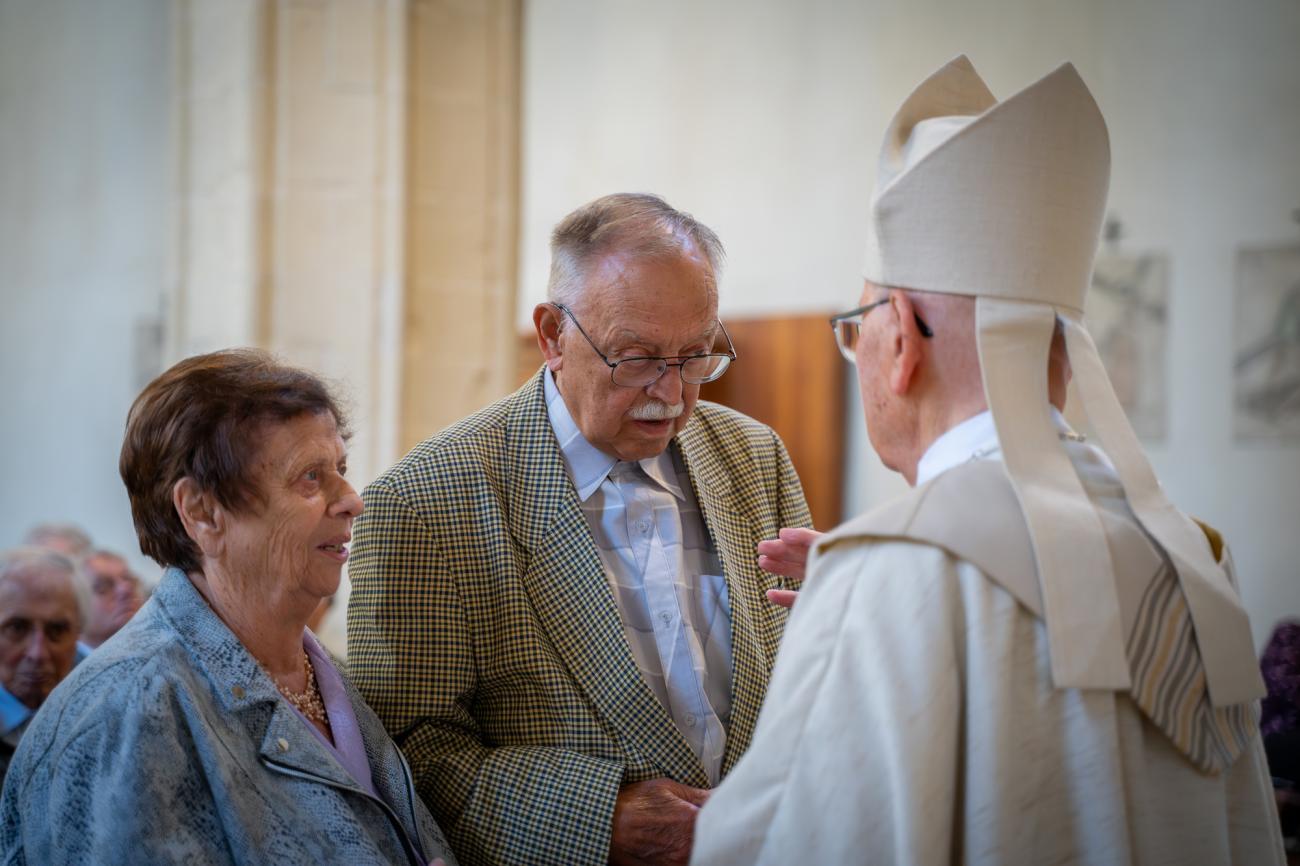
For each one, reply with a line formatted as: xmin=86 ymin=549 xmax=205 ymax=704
xmin=0 ymin=349 xmax=455 ymax=866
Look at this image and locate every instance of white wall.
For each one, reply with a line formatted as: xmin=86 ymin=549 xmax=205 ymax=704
xmin=0 ymin=0 xmax=174 ymax=581
xmin=522 ymin=0 xmax=1300 ymax=646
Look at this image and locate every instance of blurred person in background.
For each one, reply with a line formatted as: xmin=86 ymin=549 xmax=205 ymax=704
xmin=1261 ymin=620 xmax=1300 ymax=852
xmin=0 ymin=548 xmax=84 ymax=784
xmin=0 ymin=349 xmax=454 ymax=866
xmin=22 ymin=524 xmax=92 ymax=559
xmin=75 ymin=549 xmax=144 ymax=652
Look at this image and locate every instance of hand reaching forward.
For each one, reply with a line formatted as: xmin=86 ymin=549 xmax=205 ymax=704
xmin=608 ymin=777 xmax=711 ymax=866
xmin=758 ymin=527 xmax=824 ymax=609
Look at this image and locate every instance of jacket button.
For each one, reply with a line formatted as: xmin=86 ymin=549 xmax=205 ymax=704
xmin=277 ymin=738 xmax=290 ymax=753
xmin=231 ymin=685 xmax=246 ymax=699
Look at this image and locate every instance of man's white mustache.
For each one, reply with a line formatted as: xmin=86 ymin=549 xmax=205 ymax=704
xmin=629 ymin=400 xmax=684 ymax=421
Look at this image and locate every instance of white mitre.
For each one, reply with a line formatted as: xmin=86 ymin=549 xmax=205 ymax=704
xmin=864 ymin=56 xmax=1263 ymax=706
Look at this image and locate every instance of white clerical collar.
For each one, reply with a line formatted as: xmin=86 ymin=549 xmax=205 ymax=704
xmin=543 ymin=368 xmax=684 ymax=502
xmin=915 ymin=407 xmax=1077 ymax=487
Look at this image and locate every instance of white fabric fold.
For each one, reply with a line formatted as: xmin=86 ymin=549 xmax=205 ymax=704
xmin=976 ymin=296 xmax=1129 ymax=690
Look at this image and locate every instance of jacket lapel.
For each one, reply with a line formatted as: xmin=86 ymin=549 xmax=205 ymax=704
xmin=255 ymin=704 xmax=362 ymax=791
xmin=151 ymin=571 xmax=347 ymax=786
xmin=156 ymin=570 xmax=376 ymax=795
xmin=676 ymin=414 xmax=773 ymax=776
xmin=507 ymin=371 xmax=707 ymax=786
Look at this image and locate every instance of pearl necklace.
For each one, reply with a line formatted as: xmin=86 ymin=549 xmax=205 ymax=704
xmin=271 ymin=650 xmax=329 ymax=723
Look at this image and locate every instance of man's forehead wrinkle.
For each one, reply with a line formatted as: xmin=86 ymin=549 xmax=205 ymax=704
xmin=604 ymin=322 xmax=718 ymax=352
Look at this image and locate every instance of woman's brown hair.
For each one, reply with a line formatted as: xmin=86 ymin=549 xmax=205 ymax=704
xmin=119 ymin=348 xmax=348 ymax=573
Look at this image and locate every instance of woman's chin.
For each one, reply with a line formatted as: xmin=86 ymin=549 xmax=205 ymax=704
xmin=304 ymin=563 xmax=344 ymax=599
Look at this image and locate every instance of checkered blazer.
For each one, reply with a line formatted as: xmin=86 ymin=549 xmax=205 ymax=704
xmin=347 ymin=369 xmax=812 ymax=866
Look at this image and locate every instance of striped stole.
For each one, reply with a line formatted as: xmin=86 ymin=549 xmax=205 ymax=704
xmin=1127 ymin=559 xmax=1259 ymax=774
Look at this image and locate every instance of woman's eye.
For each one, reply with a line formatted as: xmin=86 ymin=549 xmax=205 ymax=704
xmin=304 ymin=470 xmax=319 ymax=482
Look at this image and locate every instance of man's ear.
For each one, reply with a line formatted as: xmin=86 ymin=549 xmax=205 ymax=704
xmin=172 ymin=477 xmax=225 ymax=560
xmin=533 ymin=304 xmax=564 ymax=373
xmin=887 ymin=291 xmax=924 ymax=396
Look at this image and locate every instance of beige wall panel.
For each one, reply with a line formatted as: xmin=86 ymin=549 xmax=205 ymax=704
xmin=401 ymin=0 xmax=521 ymax=449
xmin=173 ymin=0 xmax=269 ymax=356
xmin=258 ymin=0 xmax=407 ymax=654
xmin=410 ymin=103 xmax=490 ymax=195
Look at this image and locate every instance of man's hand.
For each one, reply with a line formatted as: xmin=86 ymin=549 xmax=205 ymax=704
xmin=608 ymin=777 xmax=710 ymax=866
xmin=758 ymin=527 xmax=823 ymax=609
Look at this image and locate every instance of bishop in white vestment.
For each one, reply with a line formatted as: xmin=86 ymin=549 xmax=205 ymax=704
xmin=691 ymin=56 xmax=1285 ymax=866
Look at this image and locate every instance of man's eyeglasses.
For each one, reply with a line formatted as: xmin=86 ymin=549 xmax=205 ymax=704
xmin=551 ymin=302 xmax=737 ymax=388
xmin=829 ymin=298 xmax=933 ymax=363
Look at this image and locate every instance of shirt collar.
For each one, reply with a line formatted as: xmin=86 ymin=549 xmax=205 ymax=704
xmin=0 ymin=682 xmax=33 ymax=737
xmin=544 ymin=368 xmax=686 ymax=502
xmin=915 ymin=407 xmax=1075 ymax=487
xmin=640 ymin=447 xmax=686 ymax=501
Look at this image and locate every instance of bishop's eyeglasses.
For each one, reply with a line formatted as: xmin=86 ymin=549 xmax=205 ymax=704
xmin=551 ymin=302 xmax=737 ymax=388
xmin=828 ymin=297 xmax=934 ymax=363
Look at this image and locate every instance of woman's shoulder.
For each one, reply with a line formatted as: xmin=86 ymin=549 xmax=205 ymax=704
xmin=13 ymin=605 xmax=210 ymax=774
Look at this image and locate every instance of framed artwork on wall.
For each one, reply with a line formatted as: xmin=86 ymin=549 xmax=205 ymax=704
xmin=1086 ymin=252 xmax=1169 ymax=441
xmin=1235 ymin=243 xmax=1300 ymax=442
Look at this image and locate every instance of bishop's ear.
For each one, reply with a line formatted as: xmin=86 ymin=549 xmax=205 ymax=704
xmin=887 ymin=291 xmax=924 ymax=396
xmin=172 ymin=477 xmax=225 ymax=560
xmin=533 ymin=303 xmax=565 ymax=373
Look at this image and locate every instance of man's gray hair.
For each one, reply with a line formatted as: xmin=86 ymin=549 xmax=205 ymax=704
xmin=23 ymin=523 xmax=93 ymax=558
xmin=0 ymin=547 xmax=89 ymax=629
xmin=546 ymin=193 xmax=726 ymax=317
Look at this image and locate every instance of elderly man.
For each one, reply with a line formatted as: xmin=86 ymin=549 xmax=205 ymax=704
xmin=76 ymin=549 xmax=144 ymax=651
xmin=349 ymin=193 xmax=811 ymax=866
xmin=0 ymin=548 xmax=83 ymax=783
xmin=692 ymin=57 xmax=1284 ymax=865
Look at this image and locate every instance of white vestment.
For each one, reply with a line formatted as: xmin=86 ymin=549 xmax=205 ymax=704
xmin=692 ymin=426 xmax=1284 ymax=866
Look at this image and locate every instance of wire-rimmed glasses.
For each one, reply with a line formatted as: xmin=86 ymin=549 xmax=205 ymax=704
xmin=552 ymin=302 xmax=737 ymax=387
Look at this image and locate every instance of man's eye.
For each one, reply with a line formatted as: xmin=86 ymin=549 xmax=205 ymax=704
xmin=46 ymin=623 xmax=70 ymax=641
xmin=304 ymin=470 xmax=319 ymax=482
xmin=1 ymin=621 xmax=29 ymax=640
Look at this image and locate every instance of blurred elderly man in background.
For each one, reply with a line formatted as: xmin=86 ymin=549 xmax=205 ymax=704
xmin=22 ymin=524 xmax=92 ymax=559
xmin=693 ymin=57 xmax=1284 ymax=865
xmin=350 ymin=193 xmax=812 ymax=866
xmin=0 ymin=548 xmax=83 ymax=783
xmin=76 ymin=549 xmax=144 ymax=651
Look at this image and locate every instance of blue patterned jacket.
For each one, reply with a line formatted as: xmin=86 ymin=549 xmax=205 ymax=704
xmin=0 ymin=568 xmax=455 ymax=866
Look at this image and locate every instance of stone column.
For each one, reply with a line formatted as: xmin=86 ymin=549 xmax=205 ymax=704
xmin=172 ymin=0 xmax=270 ymax=355
xmin=401 ymin=0 xmax=521 ymax=451
xmin=172 ymin=0 xmax=522 ymax=653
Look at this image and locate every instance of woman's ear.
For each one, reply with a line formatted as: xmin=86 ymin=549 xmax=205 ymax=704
xmin=887 ymin=291 xmax=924 ymax=396
xmin=172 ymin=477 xmax=225 ymax=560
xmin=533 ymin=304 xmax=564 ymax=373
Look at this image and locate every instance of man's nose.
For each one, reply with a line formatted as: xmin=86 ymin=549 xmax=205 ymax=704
xmin=646 ymin=367 xmax=684 ymax=405
xmin=22 ymin=630 xmax=51 ymax=663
